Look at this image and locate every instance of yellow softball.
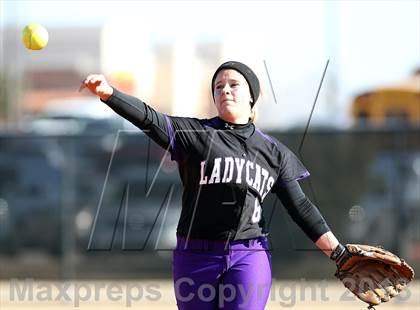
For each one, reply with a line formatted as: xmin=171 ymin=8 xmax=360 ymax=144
xmin=22 ymin=23 xmax=49 ymax=50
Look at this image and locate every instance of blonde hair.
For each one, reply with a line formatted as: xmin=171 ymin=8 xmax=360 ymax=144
xmin=249 ymin=107 xmax=257 ymax=123
xmin=249 ymin=87 xmax=263 ymax=122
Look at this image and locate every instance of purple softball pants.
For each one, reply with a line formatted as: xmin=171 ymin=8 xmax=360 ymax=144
xmin=172 ymin=235 xmax=272 ymax=310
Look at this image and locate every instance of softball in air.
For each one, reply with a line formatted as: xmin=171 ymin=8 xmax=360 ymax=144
xmin=22 ymin=23 xmax=49 ymax=50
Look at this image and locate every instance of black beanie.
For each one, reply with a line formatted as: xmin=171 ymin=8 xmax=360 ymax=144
xmin=211 ymin=61 xmax=260 ymax=107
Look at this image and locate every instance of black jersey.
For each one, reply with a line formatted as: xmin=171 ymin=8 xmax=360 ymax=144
xmin=167 ymin=116 xmax=309 ymax=240
xmin=105 ymin=89 xmax=319 ymax=241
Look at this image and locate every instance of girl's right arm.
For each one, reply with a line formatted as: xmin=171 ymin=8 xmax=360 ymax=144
xmin=80 ymin=74 xmax=171 ymax=149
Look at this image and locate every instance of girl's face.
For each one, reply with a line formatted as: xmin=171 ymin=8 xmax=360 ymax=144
xmin=213 ymin=69 xmax=253 ymax=124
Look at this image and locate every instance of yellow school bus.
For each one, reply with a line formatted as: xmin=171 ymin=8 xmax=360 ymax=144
xmin=352 ymin=72 xmax=420 ymax=127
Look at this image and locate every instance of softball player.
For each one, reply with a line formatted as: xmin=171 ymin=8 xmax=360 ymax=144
xmin=81 ymin=61 xmax=347 ymax=310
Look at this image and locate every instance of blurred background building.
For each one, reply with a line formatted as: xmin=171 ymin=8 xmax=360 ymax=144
xmin=1 ymin=22 xmax=268 ymax=127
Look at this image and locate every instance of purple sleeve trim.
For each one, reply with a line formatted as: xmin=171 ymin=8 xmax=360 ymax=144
xmin=164 ymin=115 xmax=175 ymax=151
xmin=255 ymin=128 xmax=278 ymax=146
xmin=256 ymin=127 xmax=310 ymax=184
xmin=277 ymin=171 xmax=311 ymax=187
xmin=296 ymin=170 xmax=311 ymax=180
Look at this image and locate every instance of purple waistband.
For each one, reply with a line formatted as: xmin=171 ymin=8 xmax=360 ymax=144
xmin=175 ymin=235 xmax=268 ymax=252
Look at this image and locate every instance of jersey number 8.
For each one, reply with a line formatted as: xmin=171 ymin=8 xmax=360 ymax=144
xmin=251 ymin=199 xmax=262 ymax=223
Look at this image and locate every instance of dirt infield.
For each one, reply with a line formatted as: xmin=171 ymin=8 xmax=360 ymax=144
xmin=0 ymin=279 xmax=418 ymax=309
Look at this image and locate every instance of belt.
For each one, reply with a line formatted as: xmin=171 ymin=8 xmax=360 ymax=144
xmin=175 ymin=234 xmax=267 ymax=252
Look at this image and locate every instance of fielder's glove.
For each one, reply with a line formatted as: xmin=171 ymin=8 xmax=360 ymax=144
xmin=331 ymin=244 xmax=415 ymax=309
